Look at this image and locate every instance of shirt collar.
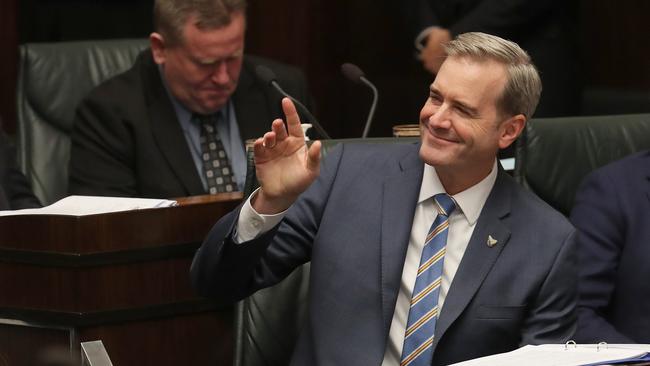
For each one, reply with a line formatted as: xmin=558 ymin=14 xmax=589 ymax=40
xmin=418 ymin=160 xmax=498 ymax=225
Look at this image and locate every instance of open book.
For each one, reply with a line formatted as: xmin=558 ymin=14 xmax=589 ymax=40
xmin=0 ymin=195 xmax=177 ymax=217
xmin=450 ymin=344 xmax=650 ymax=366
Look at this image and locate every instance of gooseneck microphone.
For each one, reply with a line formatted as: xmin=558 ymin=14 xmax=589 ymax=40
xmin=255 ymin=65 xmax=330 ymax=139
xmin=341 ymin=63 xmax=378 ymax=138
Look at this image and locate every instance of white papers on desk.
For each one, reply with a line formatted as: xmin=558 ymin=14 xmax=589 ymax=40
xmin=449 ymin=344 xmax=650 ymax=366
xmin=0 ymin=195 xmax=177 ymax=217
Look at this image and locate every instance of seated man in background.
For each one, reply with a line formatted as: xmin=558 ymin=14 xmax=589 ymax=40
xmin=571 ymin=150 xmax=650 ymax=343
xmin=0 ymin=120 xmax=41 ymax=210
xmin=191 ymin=33 xmax=576 ymax=366
xmin=69 ymin=0 xmax=312 ymax=198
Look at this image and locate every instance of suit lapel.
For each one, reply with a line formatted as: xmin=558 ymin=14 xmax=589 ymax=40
xmin=380 ymin=144 xmax=425 ymax=334
xmin=432 ymin=170 xmax=513 ymax=348
xmin=143 ymin=53 xmax=206 ymax=196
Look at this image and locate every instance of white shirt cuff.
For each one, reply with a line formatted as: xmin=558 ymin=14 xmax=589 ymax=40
xmin=235 ymin=188 xmax=288 ymax=243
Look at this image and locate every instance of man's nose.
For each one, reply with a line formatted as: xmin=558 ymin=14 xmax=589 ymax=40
xmin=211 ymin=61 xmax=230 ymax=84
xmin=428 ymin=105 xmax=452 ymax=129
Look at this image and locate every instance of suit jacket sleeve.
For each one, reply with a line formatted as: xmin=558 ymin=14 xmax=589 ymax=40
xmin=413 ymin=0 xmax=559 ymax=38
xmin=520 ymin=228 xmax=578 ymax=345
xmin=69 ymin=92 xmax=139 ymax=197
xmin=570 ymin=169 xmax=635 ymax=343
xmin=190 ymin=144 xmax=344 ymax=303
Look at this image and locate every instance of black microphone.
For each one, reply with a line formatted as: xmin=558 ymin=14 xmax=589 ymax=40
xmin=255 ymin=65 xmax=330 ymax=139
xmin=341 ymin=63 xmax=378 ymax=138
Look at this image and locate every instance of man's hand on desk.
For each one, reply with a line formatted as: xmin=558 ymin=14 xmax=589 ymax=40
xmin=252 ymin=98 xmax=321 ymax=215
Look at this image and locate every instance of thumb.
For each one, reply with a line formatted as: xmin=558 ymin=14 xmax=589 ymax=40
xmin=306 ymin=141 xmax=321 ymax=173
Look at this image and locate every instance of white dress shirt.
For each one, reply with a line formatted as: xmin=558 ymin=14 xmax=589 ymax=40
xmin=381 ymin=161 xmax=497 ymax=365
xmin=235 ymin=160 xmax=498 ymax=365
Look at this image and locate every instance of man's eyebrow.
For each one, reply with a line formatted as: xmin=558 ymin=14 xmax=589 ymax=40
xmin=429 ymin=86 xmax=479 ymax=117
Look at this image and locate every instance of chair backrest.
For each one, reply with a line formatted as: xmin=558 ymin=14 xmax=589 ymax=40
xmin=514 ymin=113 xmax=650 ymax=216
xmin=235 ymin=137 xmax=419 ymax=366
xmin=16 ymin=39 xmax=149 ymax=205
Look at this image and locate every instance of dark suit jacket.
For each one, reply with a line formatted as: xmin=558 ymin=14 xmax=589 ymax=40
xmin=191 ymin=142 xmax=577 ymax=365
xmin=0 ymin=128 xmax=41 ymax=210
xmin=69 ymin=50 xmax=312 ymax=198
xmin=571 ymin=150 xmax=650 ymax=343
xmin=408 ymin=0 xmax=581 ymax=117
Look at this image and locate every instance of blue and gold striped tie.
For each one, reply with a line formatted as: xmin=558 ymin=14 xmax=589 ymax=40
xmin=400 ymin=193 xmax=456 ymax=366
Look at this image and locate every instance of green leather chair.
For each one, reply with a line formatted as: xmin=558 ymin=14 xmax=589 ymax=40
xmin=514 ymin=113 xmax=650 ymax=216
xmin=16 ymin=39 xmax=149 ymax=205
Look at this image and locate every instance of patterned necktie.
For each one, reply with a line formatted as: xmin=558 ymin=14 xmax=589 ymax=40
xmin=400 ymin=193 xmax=456 ymax=366
xmin=193 ymin=113 xmax=237 ymax=194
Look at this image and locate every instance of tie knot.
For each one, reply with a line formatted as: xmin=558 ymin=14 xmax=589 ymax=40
xmin=434 ymin=193 xmax=456 ymax=217
xmin=192 ymin=113 xmax=215 ymax=126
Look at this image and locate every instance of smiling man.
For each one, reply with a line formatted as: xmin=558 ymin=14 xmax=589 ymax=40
xmin=69 ymin=0 xmax=313 ymax=198
xmin=192 ymin=32 xmax=577 ymax=366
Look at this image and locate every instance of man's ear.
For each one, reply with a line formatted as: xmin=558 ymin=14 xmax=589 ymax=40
xmin=149 ymin=32 xmax=166 ymax=65
xmin=498 ymin=114 xmax=526 ymax=150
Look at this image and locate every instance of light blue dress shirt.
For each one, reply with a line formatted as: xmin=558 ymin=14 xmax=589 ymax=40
xmin=159 ymin=68 xmax=246 ymax=191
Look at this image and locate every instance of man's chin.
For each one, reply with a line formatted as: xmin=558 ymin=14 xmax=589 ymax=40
xmin=419 ymin=143 xmax=458 ymax=165
xmin=195 ymin=99 xmax=229 ymax=114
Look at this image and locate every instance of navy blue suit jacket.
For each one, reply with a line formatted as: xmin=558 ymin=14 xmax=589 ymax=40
xmin=192 ymin=142 xmax=577 ymax=365
xmin=571 ymin=150 xmax=650 ymax=343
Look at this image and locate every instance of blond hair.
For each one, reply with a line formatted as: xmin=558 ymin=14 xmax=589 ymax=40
xmin=445 ymin=32 xmax=542 ymax=118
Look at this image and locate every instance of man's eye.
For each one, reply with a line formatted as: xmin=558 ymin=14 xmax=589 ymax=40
xmin=455 ymin=106 xmax=474 ymax=117
xmin=430 ymin=94 xmax=442 ymax=104
xmin=195 ymin=60 xmax=214 ymax=68
xmin=455 ymin=106 xmax=467 ymax=114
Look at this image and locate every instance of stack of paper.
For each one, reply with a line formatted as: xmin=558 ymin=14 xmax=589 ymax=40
xmin=0 ymin=195 xmax=177 ymax=217
xmin=450 ymin=344 xmax=650 ymax=366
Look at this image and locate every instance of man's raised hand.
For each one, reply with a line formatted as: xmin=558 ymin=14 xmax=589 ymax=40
xmin=252 ymin=98 xmax=321 ymax=214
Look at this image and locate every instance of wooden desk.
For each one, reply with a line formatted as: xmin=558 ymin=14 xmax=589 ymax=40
xmin=0 ymin=193 xmax=242 ymax=365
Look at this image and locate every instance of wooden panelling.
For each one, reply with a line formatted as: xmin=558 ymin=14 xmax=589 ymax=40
xmin=2 ymin=1 xmax=650 ymax=134
xmin=0 ymin=323 xmax=70 ymax=366
xmin=0 ymin=257 xmax=199 ymax=312
xmin=0 ymin=195 xmax=239 ymax=365
xmin=245 ymin=0 xmax=429 ymax=138
xmin=581 ymin=1 xmax=650 ymax=89
xmin=79 ymin=311 xmax=232 ymax=366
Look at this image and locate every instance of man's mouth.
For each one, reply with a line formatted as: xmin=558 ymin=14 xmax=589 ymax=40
xmin=424 ymin=125 xmax=459 ymax=144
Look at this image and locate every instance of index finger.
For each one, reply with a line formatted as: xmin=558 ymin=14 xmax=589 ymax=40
xmin=282 ymin=98 xmax=304 ymax=137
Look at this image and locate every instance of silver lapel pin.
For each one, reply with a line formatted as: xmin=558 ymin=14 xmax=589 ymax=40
xmin=487 ymin=235 xmax=498 ymax=247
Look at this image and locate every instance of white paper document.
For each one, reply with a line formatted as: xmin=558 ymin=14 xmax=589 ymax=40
xmin=450 ymin=344 xmax=650 ymax=366
xmin=0 ymin=195 xmax=177 ymax=217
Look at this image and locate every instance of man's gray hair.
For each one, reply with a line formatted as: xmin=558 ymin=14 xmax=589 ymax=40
xmin=154 ymin=0 xmax=247 ymax=46
xmin=445 ymin=32 xmax=542 ymax=118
